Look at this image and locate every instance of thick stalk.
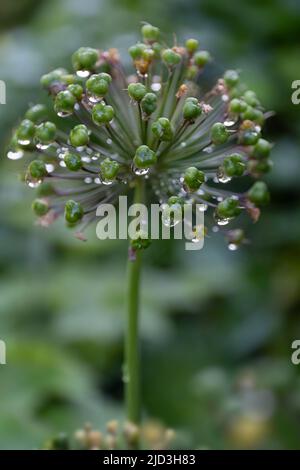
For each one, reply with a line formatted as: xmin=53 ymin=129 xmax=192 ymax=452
xmin=125 ymin=178 xmax=144 ymax=423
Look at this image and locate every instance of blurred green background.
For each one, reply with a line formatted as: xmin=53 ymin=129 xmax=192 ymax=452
xmin=1 ymin=0 xmax=300 ymax=450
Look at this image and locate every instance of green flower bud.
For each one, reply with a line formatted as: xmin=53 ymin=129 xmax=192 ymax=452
xmin=40 ymin=68 xmax=67 ymax=88
xmin=217 ymin=197 xmax=242 ymax=219
xmin=32 ymin=198 xmax=49 ymax=216
xmin=247 ymin=181 xmax=270 ymax=206
xmin=241 ymin=106 xmax=264 ymax=125
xmin=64 ymin=152 xmax=82 ymax=171
xmin=229 ymin=98 xmax=247 ymax=114
xmin=133 ymin=145 xmax=157 ymax=169
xmin=35 ymin=121 xmax=56 ymax=144
xmin=152 ymin=42 xmax=162 ymax=58
xmin=194 ymin=50 xmax=211 ymax=67
xmin=100 ymin=157 xmax=120 ymax=182
xmin=226 ymin=228 xmax=245 ymax=247
xmin=16 ymin=119 xmax=35 ymax=144
xmin=183 ymin=97 xmax=202 ymax=120
xmin=28 ymin=160 xmax=47 ymax=179
xmin=185 ymin=38 xmax=199 ymax=54
xmin=162 ymin=49 xmax=181 ymax=66
xmin=128 ymin=83 xmax=147 ymax=102
xmin=141 ymin=48 xmax=155 ymax=62
xmin=141 ymin=23 xmax=160 ymax=42
xmin=64 ymin=200 xmax=84 ymax=224
xmin=224 ymin=70 xmax=239 ymax=88
xmin=54 ymin=90 xmax=76 ymax=115
xmin=141 ymin=92 xmax=157 ymax=115
xmin=129 ymin=43 xmax=147 ymax=60
xmin=130 ymin=230 xmax=151 ymax=250
xmin=86 ymin=74 xmax=110 ymax=97
xmin=72 ymin=47 xmax=98 ymax=72
xmin=92 ymin=103 xmax=114 ymax=125
xmin=183 ymin=167 xmax=205 ymax=191
xmin=223 ymin=153 xmax=246 ymax=177
xmin=67 ymin=84 xmax=83 ymax=100
xmin=168 ymin=196 xmax=183 ymax=206
xmin=240 ymin=129 xmax=260 ymax=145
xmin=151 ymin=117 xmax=174 ymax=141
xmin=243 ymin=90 xmax=260 ymax=107
xmin=70 ymin=124 xmax=89 ymax=147
xmin=25 ymin=104 xmax=48 ymax=123
xmin=211 ymin=122 xmax=229 ymax=145
xmin=252 ymin=138 xmax=272 ymax=159
xmin=248 ymin=158 xmax=273 ymax=176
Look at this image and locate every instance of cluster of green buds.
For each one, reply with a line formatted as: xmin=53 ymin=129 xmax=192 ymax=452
xmin=43 ymin=420 xmax=175 ymax=450
xmin=8 ymin=22 xmax=273 ymax=250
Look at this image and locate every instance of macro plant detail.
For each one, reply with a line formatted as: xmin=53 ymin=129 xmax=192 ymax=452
xmin=8 ymin=22 xmax=273 ymax=430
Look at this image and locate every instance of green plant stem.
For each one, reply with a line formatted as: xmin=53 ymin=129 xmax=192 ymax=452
xmin=125 ymin=178 xmax=144 ymax=423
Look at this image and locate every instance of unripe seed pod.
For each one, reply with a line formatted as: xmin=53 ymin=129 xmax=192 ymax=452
xmin=28 ymin=160 xmax=47 ymax=179
xmin=32 ymin=198 xmax=49 ymax=216
xmin=185 ymin=39 xmax=199 ymax=54
xmin=92 ymin=103 xmax=114 ymax=125
xmin=141 ymin=92 xmax=157 ymax=115
xmin=35 ymin=121 xmax=56 ymax=144
xmin=194 ymin=50 xmax=211 ymax=67
xmin=86 ymin=74 xmax=109 ymax=97
xmin=128 ymin=83 xmax=147 ymax=102
xmin=100 ymin=158 xmax=120 ymax=182
xmin=217 ymin=197 xmax=242 ymax=219
xmin=224 ymin=70 xmax=240 ymax=88
xmin=248 ymin=158 xmax=273 ymax=175
xmin=133 ymin=145 xmax=157 ymax=169
xmin=247 ymin=181 xmax=270 ymax=205
xmin=184 ymin=167 xmax=205 ymax=191
xmin=72 ymin=47 xmax=98 ymax=72
xmin=141 ymin=23 xmax=160 ymax=42
xmin=241 ymin=106 xmax=264 ymax=125
xmin=211 ymin=122 xmax=229 ymax=145
xmin=243 ymin=90 xmax=260 ymax=107
xmin=229 ymin=98 xmax=247 ymax=114
xmin=240 ymin=129 xmax=260 ymax=146
xmin=54 ymin=90 xmax=76 ymax=114
xmin=40 ymin=68 xmax=68 ymax=88
xmin=16 ymin=119 xmax=36 ymax=144
xmin=141 ymin=48 xmax=155 ymax=62
xmin=70 ymin=124 xmax=89 ymax=147
xmin=183 ymin=98 xmax=202 ymax=120
xmin=129 ymin=43 xmax=146 ymax=60
xmin=67 ymin=84 xmax=83 ymax=100
xmin=64 ymin=200 xmax=84 ymax=224
xmin=252 ymin=138 xmax=272 ymax=159
xmin=25 ymin=104 xmax=48 ymax=123
xmin=186 ymin=65 xmax=198 ymax=80
xmin=151 ymin=117 xmax=174 ymax=141
xmin=64 ymin=152 xmax=82 ymax=171
xmin=223 ymin=153 xmax=245 ymax=177
xmin=162 ymin=49 xmax=181 ymax=66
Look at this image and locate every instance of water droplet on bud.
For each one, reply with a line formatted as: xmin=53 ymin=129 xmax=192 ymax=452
xmin=36 ymin=143 xmax=51 ymax=150
xmin=57 ymin=111 xmax=72 ymax=118
xmin=18 ymin=139 xmax=31 ymax=146
xmin=7 ymin=150 xmax=24 ymax=160
xmin=76 ymin=70 xmax=90 ymax=78
xmin=228 ymin=243 xmax=238 ymax=251
xmin=84 ymin=177 xmax=93 ymax=184
xmin=217 ymin=168 xmax=231 ymax=183
xmin=25 ymin=176 xmax=42 ymax=188
xmin=132 ymin=164 xmax=149 ymax=176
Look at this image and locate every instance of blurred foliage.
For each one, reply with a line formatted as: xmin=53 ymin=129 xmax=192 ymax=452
xmin=0 ymin=0 xmax=300 ymax=450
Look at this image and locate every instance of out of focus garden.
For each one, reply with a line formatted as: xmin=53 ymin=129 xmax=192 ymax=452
xmin=1 ymin=0 xmax=300 ymax=450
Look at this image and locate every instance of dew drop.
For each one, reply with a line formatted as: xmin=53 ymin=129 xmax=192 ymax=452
xmin=106 ymin=138 xmax=112 ymax=145
xmin=59 ymin=161 xmax=66 ymax=168
xmin=228 ymin=243 xmax=238 ymax=251
xmin=76 ymin=146 xmax=86 ymax=153
xmin=222 ymin=94 xmax=229 ymax=102
xmin=132 ymin=164 xmax=149 ymax=176
xmin=45 ymin=163 xmax=55 ymax=173
xmin=151 ymin=83 xmax=161 ymax=92
xmin=198 ymin=203 xmax=208 ymax=212
xmin=36 ymin=143 xmax=51 ymax=150
xmin=203 ymin=145 xmax=213 ymax=154
xmin=94 ymin=177 xmax=101 ymax=185
xmin=180 ymin=142 xmax=187 ymax=148
xmin=76 ymin=70 xmax=90 ymax=78
xmin=7 ymin=150 xmax=24 ymax=160
xmin=217 ymin=217 xmax=230 ymax=226
xmin=217 ymin=168 xmax=231 ymax=184
xmin=224 ymin=119 xmax=236 ymax=127
xmin=26 ymin=177 xmax=42 ymax=188
xmin=18 ymin=139 xmax=31 ymax=146
xmin=82 ymin=156 xmax=91 ymax=163
xmin=84 ymin=177 xmax=93 ymax=184
xmin=57 ymin=111 xmax=72 ymax=118
xmin=87 ymin=93 xmax=102 ymax=104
